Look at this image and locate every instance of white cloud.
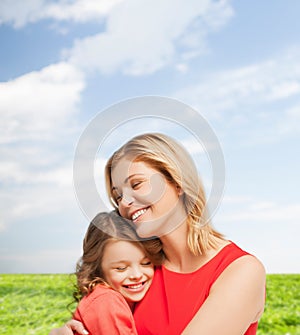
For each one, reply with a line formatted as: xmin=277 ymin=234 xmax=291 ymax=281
xmin=0 ymin=0 xmax=123 ymax=28
xmin=222 ymin=195 xmax=253 ymax=204
xmin=0 ymin=62 xmax=85 ymax=143
xmin=175 ymin=48 xmax=300 ymax=116
xmin=175 ymin=63 xmax=189 ymax=74
xmin=0 ymin=160 xmax=72 ymax=186
xmin=65 ymin=0 xmax=234 ymax=75
xmin=266 ymin=81 xmax=300 ymax=101
xmin=277 ymin=105 xmax=300 ymax=135
xmin=1 ymin=1 xmax=234 ymax=75
xmin=0 ymin=157 xmax=79 ymax=230
xmin=0 ymin=248 xmax=82 ymax=273
xmin=0 ymin=150 xmax=72 ymax=232
xmin=219 ymin=196 xmax=300 ymax=224
xmin=174 ymin=47 xmax=300 ymax=143
xmin=213 ymin=196 xmax=300 ymax=273
xmin=42 ymin=0 xmax=124 ymax=23
xmin=0 ymin=62 xmax=86 ymax=229
xmin=180 ymin=137 xmax=207 ymax=154
xmin=0 ymin=184 xmax=74 ymax=225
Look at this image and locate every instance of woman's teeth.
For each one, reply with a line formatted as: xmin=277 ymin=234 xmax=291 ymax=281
xmin=132 ymin=208 xmax=147 ymax=221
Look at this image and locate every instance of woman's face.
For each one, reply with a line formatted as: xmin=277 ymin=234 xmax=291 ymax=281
xmin=101 ymin=240 xmax=154 ymax=305
xmin=111 ymin=158 xmax=186 ymax=237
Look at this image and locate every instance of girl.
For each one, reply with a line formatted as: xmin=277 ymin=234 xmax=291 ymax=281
xmin=67 ymin=211 xmax=160 ymax=335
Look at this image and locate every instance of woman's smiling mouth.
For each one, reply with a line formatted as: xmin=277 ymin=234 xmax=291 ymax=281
xmin=131 ymin=208 xmax=148 ymax=221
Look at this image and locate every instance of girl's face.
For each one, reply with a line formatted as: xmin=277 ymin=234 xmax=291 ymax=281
xmin=111 ymin=158 xmax=186 ymax=237
xmin=101 ymin=240 xmax=154 ymax=305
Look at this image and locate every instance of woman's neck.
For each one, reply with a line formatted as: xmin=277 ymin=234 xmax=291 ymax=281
xmin=160 ymin=222 xmax=228 ymax=273
xmin=159 ymin=222 xmax=197 ymax=273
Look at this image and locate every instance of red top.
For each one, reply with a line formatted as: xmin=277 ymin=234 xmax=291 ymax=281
xmin=133 ymin=242 xmax=258 ymax=335
xmin=73 ymin=284 xmax=138 ymax=335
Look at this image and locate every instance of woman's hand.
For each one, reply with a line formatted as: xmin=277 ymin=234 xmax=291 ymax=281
xmin=48 ymin=320 xmax=88 ymax=335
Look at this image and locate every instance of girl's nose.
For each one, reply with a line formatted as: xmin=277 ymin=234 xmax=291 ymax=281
xmin=129 ymin=267 xmax=143 ymax=281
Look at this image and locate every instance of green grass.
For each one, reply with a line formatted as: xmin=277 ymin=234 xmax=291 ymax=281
xmin=257 ymin=274 xmax=300 ymax=335
xmin=0 ymin=274 xmax=299 ymax=335
xmin=0 ymin=274 xmax=77 ymax=335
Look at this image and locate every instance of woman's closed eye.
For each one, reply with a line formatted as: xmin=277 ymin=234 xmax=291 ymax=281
xmin=131 ymin=179 xmax=145 ymax=189
xmin=111 ymin=188 xmax=123 ymax=203
xmin=115 ymin=194 xmax=123 ymax=202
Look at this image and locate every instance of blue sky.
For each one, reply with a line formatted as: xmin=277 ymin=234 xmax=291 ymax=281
xmin=0 ymin=0 xmax=299 ymax=274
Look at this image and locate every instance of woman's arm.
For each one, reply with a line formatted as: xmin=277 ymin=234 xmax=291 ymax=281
xmin=181 ymin=255 xmax=266 ymax=335
xmin=48 ymin=320 xmax=88 ymax=335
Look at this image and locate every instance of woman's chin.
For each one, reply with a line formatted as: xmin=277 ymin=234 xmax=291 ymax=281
xmin=135 ymin=222 xmax=159 ymax=239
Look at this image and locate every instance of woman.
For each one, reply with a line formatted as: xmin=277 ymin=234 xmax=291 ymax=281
xmin=51 ymin=133 xmax=265 ymax=335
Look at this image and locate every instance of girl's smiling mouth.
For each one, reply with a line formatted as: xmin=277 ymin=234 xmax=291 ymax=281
xmin=123 ymin=281 xmax=148 ymax=292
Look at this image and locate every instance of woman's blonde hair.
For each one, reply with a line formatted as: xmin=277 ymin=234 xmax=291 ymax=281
xmin=74 ymin=211 xmax=163 ymax=301
xmin=105 ymin=133 xmax=224 ymax=255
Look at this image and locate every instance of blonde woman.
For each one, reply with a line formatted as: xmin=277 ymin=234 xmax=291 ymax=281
xmin=51 ymin=133 xmax=265 ymax=335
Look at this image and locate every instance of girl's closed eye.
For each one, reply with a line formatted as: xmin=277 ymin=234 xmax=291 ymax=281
xmin=141 ymin=259 xmax=152 ymax=266
xmin=115 ymin=265 xmax=127 ymax=271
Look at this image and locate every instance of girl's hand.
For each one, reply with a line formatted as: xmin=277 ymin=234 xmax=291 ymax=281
xmin=48 ymin=320 xmax=88 ymax=335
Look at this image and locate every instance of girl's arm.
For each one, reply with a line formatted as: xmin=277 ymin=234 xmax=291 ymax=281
xmin=48 ymin=291 xmax=138 ymax=335
xmin=181 ymin=255 xmax=266 ymax=335
xmin=78 ymin=290 xmax=138 ymax=335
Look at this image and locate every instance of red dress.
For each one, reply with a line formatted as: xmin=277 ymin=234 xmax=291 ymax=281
xmin=73 ymin=284 xmax=138 ymax=335
xmin=133 ymin=242 xmax=259 ymax=335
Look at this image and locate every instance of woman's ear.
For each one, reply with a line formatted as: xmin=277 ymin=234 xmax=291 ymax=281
xmin=176 ymin=185 xmax=184 ymax=195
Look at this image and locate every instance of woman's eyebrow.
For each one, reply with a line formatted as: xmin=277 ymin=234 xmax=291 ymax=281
xmin=126 ymin=173 xmax=145 ymax=182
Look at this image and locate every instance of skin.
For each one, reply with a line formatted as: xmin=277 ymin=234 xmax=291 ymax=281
xmin=49 ymin=159 xmax=265 ymax=335
xmin=111 ymin=158 xmax=186 ymax=238
xmin=181 ymin=256 xmax=265 ymax=335
xmin=101 ymin=240 xmax=154 ymax=309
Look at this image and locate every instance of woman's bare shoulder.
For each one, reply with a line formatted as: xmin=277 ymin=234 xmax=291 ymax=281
xmin=214 ymin=253 xmax=265 ymax=287
xmin=211 ymin=252 xmax=266 ymax=319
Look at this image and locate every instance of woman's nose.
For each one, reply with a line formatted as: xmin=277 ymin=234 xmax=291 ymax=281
xmin=119 ymin=192 xmax=134 ymax=207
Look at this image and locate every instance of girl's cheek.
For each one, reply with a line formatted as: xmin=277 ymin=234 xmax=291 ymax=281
xmin=108 ymin=277 xmax=121 ymax=289
xmin=106 ymin=272 xmax=122 ymax=287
